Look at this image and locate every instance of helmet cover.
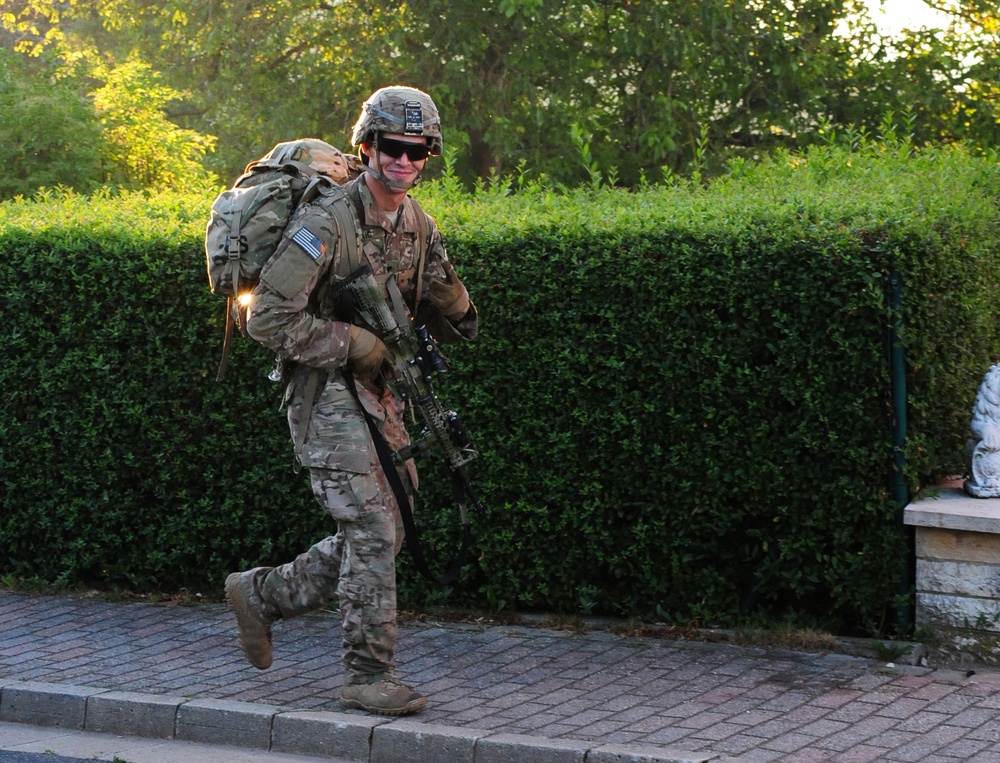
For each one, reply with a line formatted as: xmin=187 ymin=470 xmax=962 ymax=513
xmin=351 ymin=86 xmax=443 ymax=156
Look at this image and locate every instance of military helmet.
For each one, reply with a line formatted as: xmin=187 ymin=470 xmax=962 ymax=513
xmin=351 ymin=86 xmax=443 ymax=156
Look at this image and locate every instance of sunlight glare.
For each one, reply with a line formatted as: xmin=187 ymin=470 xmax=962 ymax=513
xmin=862 ymin=0 xmax=953 ymax=38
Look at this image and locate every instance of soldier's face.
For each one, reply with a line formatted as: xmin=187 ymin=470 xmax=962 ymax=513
xmin=365 ymin=132 xmax=428 ymax=189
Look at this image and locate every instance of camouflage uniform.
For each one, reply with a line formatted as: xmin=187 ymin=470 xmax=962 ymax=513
xmin=243 ymin=174 xmax=478 ymax=683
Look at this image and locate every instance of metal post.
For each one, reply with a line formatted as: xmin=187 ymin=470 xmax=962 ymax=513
xmin=889 ymin=269 xmax=913 ymax=634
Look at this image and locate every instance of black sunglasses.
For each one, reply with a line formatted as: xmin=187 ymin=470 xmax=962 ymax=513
xmin=376 ymin=136 xmax=431 ymax=162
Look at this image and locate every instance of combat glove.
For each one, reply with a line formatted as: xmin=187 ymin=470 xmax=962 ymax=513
xmin=348 ymin=325 xmax=392 ymax=380
xmin=428 ymin=259 xmax=471 ymax=321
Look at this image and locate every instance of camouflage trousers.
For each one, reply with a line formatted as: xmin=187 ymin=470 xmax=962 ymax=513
xmin=255 ymin=370 xmax=414 ymax=682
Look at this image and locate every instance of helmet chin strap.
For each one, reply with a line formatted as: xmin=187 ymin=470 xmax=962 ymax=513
xmin=366 ymin=147 xmax=423 ymax=194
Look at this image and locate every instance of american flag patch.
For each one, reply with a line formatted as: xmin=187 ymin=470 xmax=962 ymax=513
xmin=291 ymin=227 xmax=323 ymax=261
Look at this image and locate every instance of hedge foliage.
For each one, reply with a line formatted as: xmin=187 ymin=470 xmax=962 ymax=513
xmin=2 ymin=142 xmax=999 ymax=636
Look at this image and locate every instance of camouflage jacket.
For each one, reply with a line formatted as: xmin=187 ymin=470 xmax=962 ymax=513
xmin=247 ymin=174 xmax=477 ymax=372
xmin=245 ymin=175 xmax=477 ymax=472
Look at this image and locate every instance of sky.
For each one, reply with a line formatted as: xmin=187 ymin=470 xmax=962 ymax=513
xmin=861 ymin=0 xmax=954 ymax=37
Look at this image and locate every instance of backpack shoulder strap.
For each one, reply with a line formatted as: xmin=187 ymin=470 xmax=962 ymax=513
xmin=408 ymin=196 xmax=430 ymax=314
xmin=319 ymin=184 xmax=362 ymax=279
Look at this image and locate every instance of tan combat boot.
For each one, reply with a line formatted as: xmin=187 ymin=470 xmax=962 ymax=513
xmin=224 ymin=567 xmax=275 ymax=670
xmin=341 ymin=674 xmax=427 ymax=716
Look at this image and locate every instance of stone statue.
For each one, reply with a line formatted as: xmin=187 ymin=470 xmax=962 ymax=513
xmin=965 ymin=363 xmax=1000 ymax=498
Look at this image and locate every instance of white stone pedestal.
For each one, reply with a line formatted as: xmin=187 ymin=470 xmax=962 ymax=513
xmin=904 ymin=488 xmax=1000 ymax=661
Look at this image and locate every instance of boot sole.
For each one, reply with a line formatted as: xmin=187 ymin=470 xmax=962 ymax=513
xmin=340 ymin=696 xmax=428 ymax=716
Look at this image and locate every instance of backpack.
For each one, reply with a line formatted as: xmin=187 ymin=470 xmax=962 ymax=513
xmin=205 ymin=139 xmax=365 ymax=380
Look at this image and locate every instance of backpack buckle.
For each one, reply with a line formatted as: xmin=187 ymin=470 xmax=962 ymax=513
xmin=226 ymin=234 xmax=249 ymax=257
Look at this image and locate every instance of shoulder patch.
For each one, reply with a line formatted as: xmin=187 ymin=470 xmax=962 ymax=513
xmin=291 ymin=227 xmax=325 ymax=261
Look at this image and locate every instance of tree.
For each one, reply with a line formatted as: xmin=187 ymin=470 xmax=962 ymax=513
xmin=0 ymin=2 xmax=219 ymax=197
xmin=0 ymin=47 xmax=104 ymax=197
xmin=384 ymin=0 xmax=885 ymax=184
xmin=3 ymin=0 xmax=999 ymax=190
xmin=89 ymin=58 xmax=217 ymax=190
xmin=921 ymin=1 xmax=1000 ymax=148
xmin=21 ymin=0 xmax=398 ymax=180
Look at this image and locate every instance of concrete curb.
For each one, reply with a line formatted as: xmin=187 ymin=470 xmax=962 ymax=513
xmin=0 ymin=680 xmax=747 ymax=763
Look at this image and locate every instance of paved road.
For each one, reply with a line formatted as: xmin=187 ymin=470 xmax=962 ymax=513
xmin=0 ymin=752 xmax=81 ymax=763
xmin=0 ymin=720 xmax=354 ymax=763
xmin=3 ymin=591 xmax=1000 ymax=762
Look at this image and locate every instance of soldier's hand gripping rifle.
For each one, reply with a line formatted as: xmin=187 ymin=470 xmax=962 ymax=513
xmin=334 ymin=265 xmax=485 ymax=522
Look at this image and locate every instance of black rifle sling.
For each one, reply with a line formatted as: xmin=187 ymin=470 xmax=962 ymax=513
xmin=343 ymin=369 xmax=469 ymax=585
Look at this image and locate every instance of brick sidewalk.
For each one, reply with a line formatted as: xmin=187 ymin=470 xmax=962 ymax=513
xmin=3 ymin=591 xmax=1000 ymax=762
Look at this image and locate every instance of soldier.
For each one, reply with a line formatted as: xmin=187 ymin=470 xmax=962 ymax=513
xmin=224 ymin=86 xmax=478 ymax=716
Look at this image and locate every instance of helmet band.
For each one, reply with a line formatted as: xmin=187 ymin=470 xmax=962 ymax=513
xmin=366 ymin=105 xmax=441 ymax=134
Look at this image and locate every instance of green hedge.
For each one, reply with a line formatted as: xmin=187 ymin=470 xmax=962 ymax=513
xmin=2 ymin=143 xmax=999 ymax=636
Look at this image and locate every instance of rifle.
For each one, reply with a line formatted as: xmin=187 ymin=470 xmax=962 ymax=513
xmin=332 ymin=265 xmax=485 ymax=579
